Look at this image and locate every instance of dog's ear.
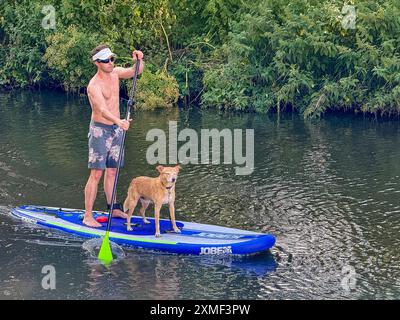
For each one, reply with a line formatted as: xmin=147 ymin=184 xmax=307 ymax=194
xmin=156 ymin=165 xmax=164 ymax=173
xmin=175 ymin=165 xmax=181 ymax=172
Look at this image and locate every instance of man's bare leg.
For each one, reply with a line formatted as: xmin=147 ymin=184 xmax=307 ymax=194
xmin=104 ymin=168 xmax=128 ymax=218
xmin=83 ymin=169 xmax=103 ymax=227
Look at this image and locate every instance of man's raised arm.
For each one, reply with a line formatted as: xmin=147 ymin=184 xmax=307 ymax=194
xmin=114 ymin=50 xmax=144 ymax=80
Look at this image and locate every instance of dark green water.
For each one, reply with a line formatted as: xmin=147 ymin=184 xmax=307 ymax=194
xmin=1 ymin=90 xmax=400 ymax=299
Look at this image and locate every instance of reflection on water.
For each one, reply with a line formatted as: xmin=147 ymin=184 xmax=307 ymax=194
xmin=1 ymin=90 xmax=400 ymax=299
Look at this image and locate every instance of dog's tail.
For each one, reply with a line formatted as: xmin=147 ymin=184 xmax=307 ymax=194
xmin=123 ymin=186 xmax=132 ymax=213
xmin=123 ymin=197 xmax=130 ymax=213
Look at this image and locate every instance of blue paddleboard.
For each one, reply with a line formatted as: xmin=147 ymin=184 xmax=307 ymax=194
xmin=11 ymin=205 xmax=275 ymax=255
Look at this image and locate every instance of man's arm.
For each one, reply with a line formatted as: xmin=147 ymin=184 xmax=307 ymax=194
xmin=114 ymin=61 xmax=144 ymax=80
xmin=114 ymin=50 xmax=144 ymax=80
xmin=87 ymin=85 xmax=129 ymax=130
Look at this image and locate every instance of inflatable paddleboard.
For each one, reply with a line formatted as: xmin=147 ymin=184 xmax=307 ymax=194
xmin=11 ymin=205 xmax=275 ymax=255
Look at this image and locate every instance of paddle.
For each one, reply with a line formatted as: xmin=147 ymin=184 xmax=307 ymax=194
xmin=98 ymin=59 xmax=141 ymax=265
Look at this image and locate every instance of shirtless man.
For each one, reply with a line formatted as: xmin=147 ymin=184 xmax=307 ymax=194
xmin=83 ymin=44 xmax=144 ymax=228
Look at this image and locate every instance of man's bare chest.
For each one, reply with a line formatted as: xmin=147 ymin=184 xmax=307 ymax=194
xmin=99 ymin=78 xmax=119 ymax=101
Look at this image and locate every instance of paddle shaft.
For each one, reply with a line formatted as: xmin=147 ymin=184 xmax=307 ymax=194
xmin=104 ymin=59 xmax=141 ymax=232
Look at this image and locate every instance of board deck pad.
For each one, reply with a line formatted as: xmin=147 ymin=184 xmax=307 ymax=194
xmin=11 ymin=205 xmax=276 ymax=255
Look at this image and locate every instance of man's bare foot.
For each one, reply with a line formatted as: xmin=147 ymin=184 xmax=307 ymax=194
xmin=83 ymin=216 xmax=102 ymax=228
xmin=112 ymin=209 xmax=128 ymax=219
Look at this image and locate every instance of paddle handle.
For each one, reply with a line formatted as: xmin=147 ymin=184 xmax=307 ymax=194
xmin=125 ymin=58 xmax=141 ymax=120
xmin=104 ymin=59 xmax=141 ymax=232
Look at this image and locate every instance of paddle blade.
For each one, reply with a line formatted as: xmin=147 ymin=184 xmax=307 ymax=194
xmin=98 ymin=232 xmax=113 ymax=265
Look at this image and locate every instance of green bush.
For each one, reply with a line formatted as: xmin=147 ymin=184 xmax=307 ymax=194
xmin=202 ymin=0 xmax=400 ymax=117
xmin=134 ymin=69 xmax=179 ymax=110
xmin=2 ymin=0 xmax=400 ymax=117
xmin=0 ymin=1 xmax=51 ymax=87
xmin=43 ymin=25 xmax=101 ymax=91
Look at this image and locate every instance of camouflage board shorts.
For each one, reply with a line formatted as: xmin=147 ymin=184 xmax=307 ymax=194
xmin=87 ymin=121 xmax=125 ymax=169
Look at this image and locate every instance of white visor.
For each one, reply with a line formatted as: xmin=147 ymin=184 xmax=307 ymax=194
xmin=92 ymin=48 xmax=116 ymax=61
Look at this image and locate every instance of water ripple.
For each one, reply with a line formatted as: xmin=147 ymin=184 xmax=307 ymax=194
xmin=2 ymin=92 xmax=400 ymax=299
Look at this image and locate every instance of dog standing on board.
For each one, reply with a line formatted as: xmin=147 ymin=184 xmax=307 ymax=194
xmin=123 ymin=165 xmax=181 ymax=237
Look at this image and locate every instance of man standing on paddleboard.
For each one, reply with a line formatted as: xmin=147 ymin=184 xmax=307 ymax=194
xmin=83 ymin=44 xmax=144 ymax=228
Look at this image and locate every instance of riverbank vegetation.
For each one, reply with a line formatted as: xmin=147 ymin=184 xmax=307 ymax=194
xmin=1 ymin=0 xmax=400 ymax=117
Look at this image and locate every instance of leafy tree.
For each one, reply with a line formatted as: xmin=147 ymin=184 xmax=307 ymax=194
xmin=202 ymin=0 xmax=400 ymax=117
xmin=2 ymin=0 xmax=400 ymax=115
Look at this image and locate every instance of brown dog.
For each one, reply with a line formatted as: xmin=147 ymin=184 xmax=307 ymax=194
xmin=123 ymin=165 xmax=181 ymax=237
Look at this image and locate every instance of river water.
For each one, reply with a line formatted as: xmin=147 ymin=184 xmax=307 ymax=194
xmin=1 ymin=90 xmax=400 ymax=300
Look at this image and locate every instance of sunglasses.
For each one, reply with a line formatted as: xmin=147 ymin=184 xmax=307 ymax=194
xmin=96 ymin=56 xmax=116 ymax=63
